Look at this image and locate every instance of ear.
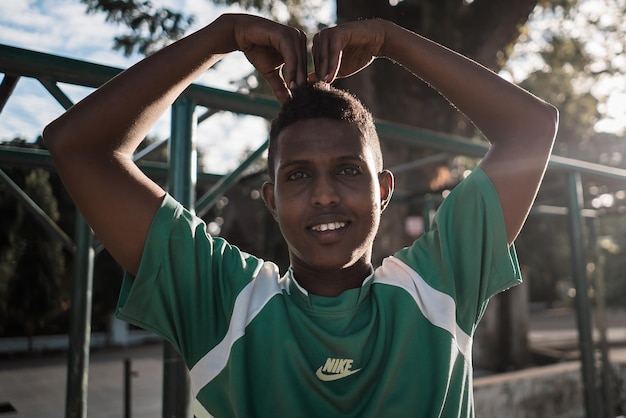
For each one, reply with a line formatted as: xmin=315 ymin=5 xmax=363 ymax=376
xmin=261 ymin=181 xmax=278 ymax=221
xmin=378 ymin=170 xmax=394 ymax=212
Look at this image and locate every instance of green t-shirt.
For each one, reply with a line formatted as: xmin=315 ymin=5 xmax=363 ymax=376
xmin=117 ymin=167 xmax=520 ymax=418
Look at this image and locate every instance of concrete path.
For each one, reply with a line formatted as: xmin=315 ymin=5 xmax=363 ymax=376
xmin=0 ymin=344 xmax=163 ymax=418
xmin=0 ymin=307 xmax=624 ymax=417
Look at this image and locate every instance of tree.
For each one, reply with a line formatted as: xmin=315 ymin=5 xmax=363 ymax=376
xmin=77 ymin=1 xmax=626 ymax=373
xmin=506 ymin=1 xmax=626 ymax=163
xmin=505 ymin=1 xmax=626 ymax=309
xmin=0 ymin=139 xmax=67 ymax=346
xmin=78 ymin=0 xmax=566 ymax=260
xmin=81 ymin=0 xmax=195 ymax=56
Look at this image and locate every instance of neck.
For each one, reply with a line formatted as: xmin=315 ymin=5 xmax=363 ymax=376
xmin=291 ymin=262 xmax=372 ymax=297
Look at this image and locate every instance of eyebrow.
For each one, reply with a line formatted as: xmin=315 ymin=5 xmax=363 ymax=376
xmin=277 ymin=154 xmax=368 ymax=170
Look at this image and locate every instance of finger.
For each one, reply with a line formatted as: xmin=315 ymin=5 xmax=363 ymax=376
xmin=312 ymin=31 xmax=331 ymax=82
xmin=296 ymin=29 xmax=308 ymax=86
xmin=286 ymin=28 xmax=307 ymax=87
xmin=307 ymin=72 xmax=318 ymax=82
xmin=277 ymin=39 xmax=296 ymax=91
xmin=314 ymin=27 xmax=346 ymax=83
xmin=325 ymin=34 xmax=344 ymax=83
xmin=265 ymin=68 xmax=291 ymax=104
xmin=280 ymin=28 xmax=307 ymax=90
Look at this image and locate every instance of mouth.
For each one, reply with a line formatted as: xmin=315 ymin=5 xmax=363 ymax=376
xmin=310 ymin=221 xmax=347 ymax=232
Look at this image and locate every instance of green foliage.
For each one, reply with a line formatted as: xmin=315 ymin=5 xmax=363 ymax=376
xmin=513 ymin=3 xmax=626 ymax=307
xmin=520 ymin=35 xmax=600 ymax=157
xmin=596 ymin=216 xmax=626 ymax=307
xmin=539 ymin=0 xmax=579 ymax=12
xmin=513 ymin=1 xmax=626 ymax=159
xmin=515 ymin=212 xmax=572 ymax=305
xmin=0 ymin=140 xmax=66 ymax=337
xmin=81 ymin=0 xmax=195 ymax=56
xmin=79 ymin=0 xmax=331 ymax=57
xmin=214 ymin=0 xmax=330 ymax=32
xmin=73 ymin=0 xmax=625 ymax=309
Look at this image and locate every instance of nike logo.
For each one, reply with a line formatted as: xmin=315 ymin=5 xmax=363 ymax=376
xmin=315 ymin=358 xmax=361 ymax=381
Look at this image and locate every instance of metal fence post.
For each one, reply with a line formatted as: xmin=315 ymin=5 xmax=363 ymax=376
xmin=65 ymin=213 xmax=94 ymax=418
xmin=162 ymin=96 xmax=196 ymax=418
xmin=566 ymin=171 xmax=601 ymax=418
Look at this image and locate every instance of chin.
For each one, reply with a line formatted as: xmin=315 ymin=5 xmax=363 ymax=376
xmin=319 ymin=256 xmax=370 ymax=272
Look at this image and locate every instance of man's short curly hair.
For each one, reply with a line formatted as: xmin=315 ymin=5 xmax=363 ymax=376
xmin=267 ymin=82 xmax=382 ymax=180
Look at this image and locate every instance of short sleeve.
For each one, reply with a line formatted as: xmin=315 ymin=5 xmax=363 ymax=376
xmin=116 ymin=194 xmax=266 ymax=366
xmin=393 ymin=168 xmax=521 ymax=335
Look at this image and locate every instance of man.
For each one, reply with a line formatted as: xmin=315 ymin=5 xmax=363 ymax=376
xmin=44 ymin=13 xmax=557 ymax=417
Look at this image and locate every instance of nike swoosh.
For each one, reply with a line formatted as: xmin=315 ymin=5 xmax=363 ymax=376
xmin=315 ymin=367 xmax=361 ymax=381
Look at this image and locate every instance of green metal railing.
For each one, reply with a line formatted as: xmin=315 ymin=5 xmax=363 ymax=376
xmin=2 ymin=42 xmax=626 ymax=418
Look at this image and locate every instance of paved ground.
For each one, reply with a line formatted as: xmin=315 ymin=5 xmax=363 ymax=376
xmin=529 ymin=307 xmax=626 ymax=362
xmin=0 ymin=344 xmax=164 ymax=418
xmin=0 ymin=307 xmax=624 ymax=418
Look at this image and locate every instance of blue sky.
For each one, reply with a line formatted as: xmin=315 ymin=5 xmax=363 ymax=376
xmin=1 ymin=0 xmax=624 ymax=173
xmin=0 ymin=0 xmax=281 ymax=173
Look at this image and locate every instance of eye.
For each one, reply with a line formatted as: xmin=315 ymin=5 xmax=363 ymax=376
xmin=287 ymin=171 xmax=309 ymax=181
xmin=337 ymin=166 xmax=362 ymax=176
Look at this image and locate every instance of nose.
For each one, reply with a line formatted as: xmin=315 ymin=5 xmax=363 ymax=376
xmin=310 ymin=174 xmax=340 ymax=207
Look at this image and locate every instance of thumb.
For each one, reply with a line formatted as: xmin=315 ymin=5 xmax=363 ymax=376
xmin=264 ymin=69 xmax=292 ymax=104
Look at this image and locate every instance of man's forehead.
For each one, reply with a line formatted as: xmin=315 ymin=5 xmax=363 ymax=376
xmin=276 ymin=120 xmax=372 ymax=158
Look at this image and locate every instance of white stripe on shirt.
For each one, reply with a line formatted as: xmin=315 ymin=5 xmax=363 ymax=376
xmin=374 ymin=256 xmax=473 ymax=360
xmin=189 ymin=261 xmax=286 ymax=395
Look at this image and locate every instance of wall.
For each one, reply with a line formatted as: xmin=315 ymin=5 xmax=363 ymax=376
xmin=474 ymin=358 xmax=626 ymax=418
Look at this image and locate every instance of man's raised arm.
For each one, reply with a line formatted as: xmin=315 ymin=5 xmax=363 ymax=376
xmin=312 ymin=20 xmax=558 ymax=244
xmin=44 ymin=14 xmax=307 ymax=275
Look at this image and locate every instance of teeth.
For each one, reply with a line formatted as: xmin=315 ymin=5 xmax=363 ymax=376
xmin=312 ymin=222 xmax=346 ymax=232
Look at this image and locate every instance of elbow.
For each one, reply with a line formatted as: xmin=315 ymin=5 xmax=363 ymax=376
xmin=42 ymin=117 xmax=65 ymax=157
xmin=539 ymin=102 xmax=559 ymax=147
xmin=43 ymin=114 xmax=85 ymax=161
xmin=518 ymin=101 xmax=559 ymax=155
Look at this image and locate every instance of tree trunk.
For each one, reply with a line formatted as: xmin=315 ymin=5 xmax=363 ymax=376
xmin=335 ymin=0 xmax=538 ymax=260
xmin=335 ymin=0 xmax=539 ymax=369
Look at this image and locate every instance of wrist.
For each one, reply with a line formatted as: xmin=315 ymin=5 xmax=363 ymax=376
xmin=377 ymin=20 xmax=411 ymax=61
xmin=202 ymin=13 xmax=241 ymax=54
xmin=376 ymin=19 xmax=395 ymax=59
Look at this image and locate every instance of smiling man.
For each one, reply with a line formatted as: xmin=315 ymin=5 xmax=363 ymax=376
xmin=43 ymin=13 xmax=557 ymax=418
xmin=263 ymin=85 xmax=393 ymax=296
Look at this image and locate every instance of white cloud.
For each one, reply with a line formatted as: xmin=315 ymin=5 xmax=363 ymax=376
xmin=0 ymin=0 xmax=272 ymax=173
xmin=0 ymin=0 xmax=141 ymax=142
xmin=0 ymin=78 xmax=66 ymax=140
xmin=1 ymin=1 xmax=122 ymax=60
xmin=197 ymin=112 xmax=268 ymax=173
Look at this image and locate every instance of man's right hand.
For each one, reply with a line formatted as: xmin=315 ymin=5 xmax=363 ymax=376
xmin=216 ymin=14 xmax=308 ymax=104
